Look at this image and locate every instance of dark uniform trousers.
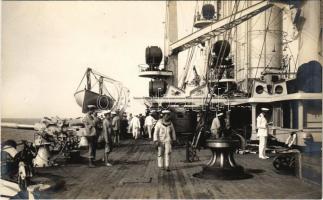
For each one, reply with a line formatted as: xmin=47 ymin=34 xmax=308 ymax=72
xmin=87 ymin=135 xmax=98 ymax=159
xmin=113 ymin=130 xmax=120 ymax=145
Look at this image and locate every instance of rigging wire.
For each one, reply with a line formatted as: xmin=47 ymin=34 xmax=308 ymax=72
xmin=233 ymin=1 xmax=248 ymax=83
xmin=75 ymin=69 xmax=87 ymax=93
xmin=285 ymin=41 xmax=299 ymax=76
xmin=179 ymin=1 xmax=199 ymax=89
xmin=91 ymin=68 xmax=120 ymax=83
xmin=204 ymin=0 xmax=241 ymax=107
xmin=247 ymin=7 xmax=273 ymax=93
xmin=181 ymin=0 xmax=198 ymax=79
xmin=215 ymin=0 xmax=240 ymax=88
xmin=91 ymin=70 xmax=123 ymax=102
xmin=213 ymin=1 xmax=241 ymax=77
xmin=214 ymin=1 xmax=240 ymax=69
xmin=235 ymin=4 xmax=262 ymax=42
xmin=102 ymin=84 xmax=116 ymax=101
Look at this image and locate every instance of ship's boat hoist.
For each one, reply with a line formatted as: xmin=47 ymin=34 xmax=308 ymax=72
xmin=74 ymin=68 xmax=130 ymax=113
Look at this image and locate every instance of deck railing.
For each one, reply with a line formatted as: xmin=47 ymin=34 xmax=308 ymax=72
xmin=138 ymin=64 xmax=166 ymax=72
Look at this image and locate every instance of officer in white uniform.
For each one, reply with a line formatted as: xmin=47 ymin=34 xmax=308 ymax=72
xmin=153 ymin=110 xmax=176 ymax=171
xmin=257 ymin=108 xmax=270 ymax=159
xmin=210 ymin=113 xmax=223 ymax=138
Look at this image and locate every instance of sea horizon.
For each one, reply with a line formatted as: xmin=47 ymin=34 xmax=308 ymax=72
xmin=1 ymin=118 xmax=41 ymax=125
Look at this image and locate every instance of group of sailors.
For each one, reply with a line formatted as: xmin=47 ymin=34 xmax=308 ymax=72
xmin=82 ymin=105 xmax=176 ymax=171
xmin=83 ymin=104 xmax=280 ymax=171
xmin=128 ymin=111 xmax=158 ymax=140
xmin=83 ymin=105 xmax=135 ymax=167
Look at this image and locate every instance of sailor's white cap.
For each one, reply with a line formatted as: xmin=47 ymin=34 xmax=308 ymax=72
xmin=162 ymin=110 xmax=171 ymax=114
xmin=111 ymin=111 xmax=117 ymax=115
xmin=217 ymin=113 xmax=223 ymax=117
xmin=261 ymin=108 xmax=270 ymax=111
xmin=87 ymin=105 xmax=96 ymax=109
xmin=102 ymin=110 xmax=111 ymax=115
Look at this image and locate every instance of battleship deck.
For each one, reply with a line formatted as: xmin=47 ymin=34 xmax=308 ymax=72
xmin=31 ymin=139 xmax=322 ymax=199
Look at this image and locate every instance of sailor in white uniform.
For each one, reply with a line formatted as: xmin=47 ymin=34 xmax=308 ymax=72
xmin=130 ymin=114 xmax=141 ymax=139
xmin=211 ymin=112 xmax=223 ymax=138
xmin=153 ymin=110 xmax=176 ymax=171
xmin=144 ymin=112 xmax=157 ymax=139
xmin=257 ymin=108 xmax=270 ymax=159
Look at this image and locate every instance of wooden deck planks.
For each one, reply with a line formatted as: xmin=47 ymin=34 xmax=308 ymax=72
xmin=34 ymin=139 xmax=321 ymax=199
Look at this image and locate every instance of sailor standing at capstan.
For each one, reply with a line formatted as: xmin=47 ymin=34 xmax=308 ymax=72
xmin=153 ymin=110 xmax=176 ymax=172
xmin=210 ymin=112 xmax=223 ymax=139
xmin=257 ymin=108 xmax=270 ymax=159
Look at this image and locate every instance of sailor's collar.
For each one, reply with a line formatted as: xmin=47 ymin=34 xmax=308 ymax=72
xmin=161 ymin=120 xmax=171 ymax=127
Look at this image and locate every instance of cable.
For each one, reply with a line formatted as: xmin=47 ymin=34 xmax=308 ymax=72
xmin=214 ymin=1 xmax=240 ymax=70
xmin=91 ymin=68 xmax=120 ymax=83
xmin=75 ymin=70 xmax=87 ymax=93
xmin=180 ymin=1 xmax=199 ymax=89
xmin=214 ymin=1 xmax=241 ymax=82
xmin=247 ymin=6 xmax=273 ymax=94
xmin=204 ymin=1 xmax=241 ymax=108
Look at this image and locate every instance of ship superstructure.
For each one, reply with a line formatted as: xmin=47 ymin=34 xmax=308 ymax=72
xmin=136 ymin=0 xmax=322 ymax=184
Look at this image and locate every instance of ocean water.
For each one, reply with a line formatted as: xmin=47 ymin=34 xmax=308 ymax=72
xmin=1 ymin=118 xmax=40 ymax=125
xmin=1 ymin=118 xmax=40 ymax=143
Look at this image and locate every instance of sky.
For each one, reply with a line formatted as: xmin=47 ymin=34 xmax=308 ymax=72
xmin=3 ymin=1 xmax=308 ymax=119
xmin=1 ymin=1 xmax=196 ymax=118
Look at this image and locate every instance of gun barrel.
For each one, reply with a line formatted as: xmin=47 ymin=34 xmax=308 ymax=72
xmin=1 ymin=122 xmax=35 ymax=130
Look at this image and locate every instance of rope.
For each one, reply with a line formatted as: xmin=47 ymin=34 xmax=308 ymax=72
xmin=203 ymin=1 xmax=241 ymax=110
xmin=181 ymin=47 xmax=195 ymax=86
xmin=75 ymin=69 xmax=87 ymax=93
xmin=214 ymin=1 xmax=240 ymax=69
xmin=91 ymin=68 xmax=120 ymax=83
xmin=92 ymin=70 xmax=124 ymax=101
xmin=180 ymin=1 xmax=199 ymax=89
xmin=90 ymin=70 xmax=101 ymax=90
xmin=283 ymin=38 xmax=298 ymax=76
xmin=102 ymin=84 xmax=116 ymax=101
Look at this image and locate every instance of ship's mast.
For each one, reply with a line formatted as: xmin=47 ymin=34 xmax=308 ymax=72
xmin=99 ymin=76 xmax=104 ymax=95
xmin=165 ymin=1 xmax=178 ymax=87
xmin=298 ymin=0 xmax=322 ymax=65
xmin=86 ymin=68 xmax=91 ymax=90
